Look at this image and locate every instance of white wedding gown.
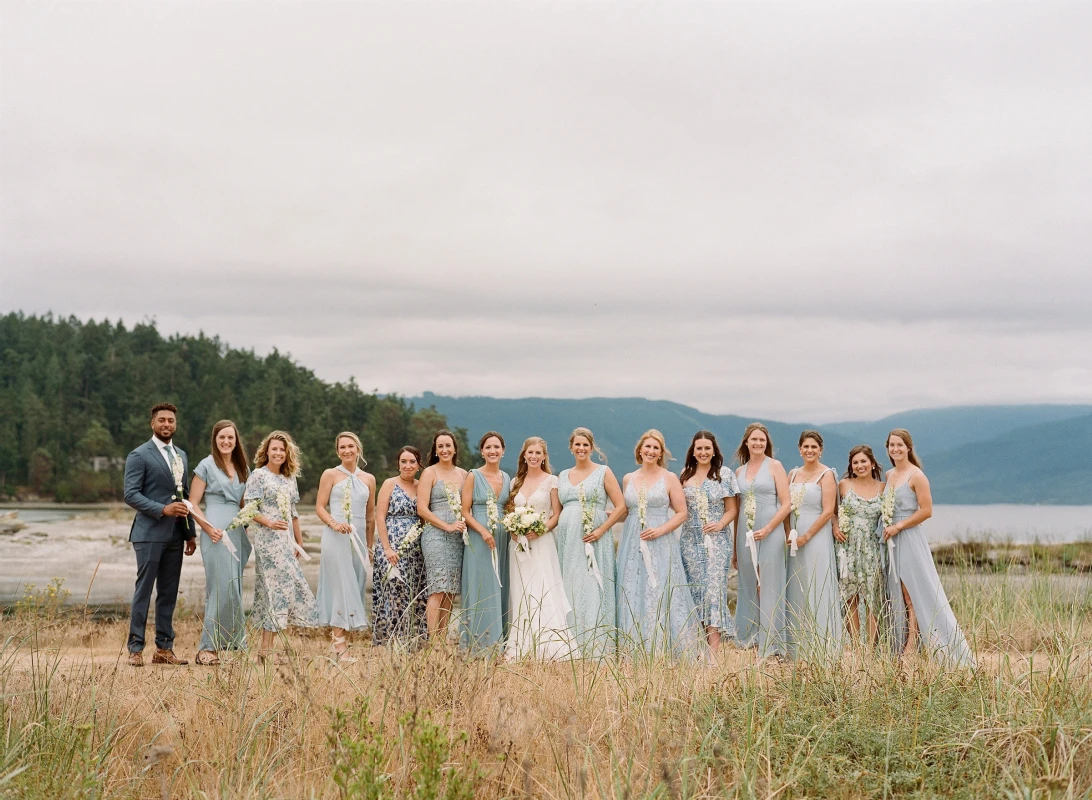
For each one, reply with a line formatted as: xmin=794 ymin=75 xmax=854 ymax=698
xmin=505 ymin=475 xmax=577 ymax=661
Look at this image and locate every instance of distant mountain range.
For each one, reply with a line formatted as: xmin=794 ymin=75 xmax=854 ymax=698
xmin=408 ymin=394 xmax=1092 ymax=505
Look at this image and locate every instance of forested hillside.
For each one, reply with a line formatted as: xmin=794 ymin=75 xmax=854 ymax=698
xmin=0 ymin=313 xmax=470 ymax=501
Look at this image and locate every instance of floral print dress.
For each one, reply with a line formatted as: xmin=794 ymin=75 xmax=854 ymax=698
xmin=837 ymin=489 xmax=885 ymax=626
xmin=679 ymin=473 xmax=740 ymax=634
xmin=244 ymin=467 xmax=319 ymax=632
xmin=372 ymin=484 xmax=428 ymax=646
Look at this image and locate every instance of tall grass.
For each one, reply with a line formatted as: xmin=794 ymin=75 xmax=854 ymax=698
xmin=2 ymin=566 xmax=1090 ymax=798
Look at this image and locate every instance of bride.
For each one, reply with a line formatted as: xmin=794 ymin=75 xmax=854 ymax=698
xmin=504 ymin=437 xmax=576 ymax=660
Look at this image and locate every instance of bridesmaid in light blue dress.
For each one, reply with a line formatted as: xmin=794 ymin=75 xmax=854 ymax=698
xmin=556 ymin=427 xmax=626 ymax=660
xmin=315 ymin=433 xmax=376 ymax=661
xmin=459 ymin=432 xmax=512 ymax=656
xmin=678 ymin=431 xmax=740 ymax=657
xmin=733 ymin=423 xmax=793 ymax=659
xmin=616 ymin=430 xmax=701 ymax=659
xmin=784 ymin=431 xmax=842 ymax=660
xmin=190 ymin=421 xmax=252 ymax=666
xmin=883 ymin=429 xmax=975 ymax=668
xmin=417 ymin=430 xmax=468 ymax=641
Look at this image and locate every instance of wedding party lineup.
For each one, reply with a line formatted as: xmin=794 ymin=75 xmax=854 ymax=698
xmin=125 ymin=401 xmax=974 ymax=670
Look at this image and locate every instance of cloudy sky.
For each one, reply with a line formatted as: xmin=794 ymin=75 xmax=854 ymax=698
xmin=2 ymin=2 xmax=1090 ymax=422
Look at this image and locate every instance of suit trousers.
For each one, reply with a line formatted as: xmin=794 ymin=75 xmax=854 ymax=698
xmin=128 ymin=539 xmax=185 ymax=653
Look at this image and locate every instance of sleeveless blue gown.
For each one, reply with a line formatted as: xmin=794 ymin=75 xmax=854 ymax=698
xmin=195 ymin=456 xmax=251 ymax=652
xmin=460 ymin=469 xmax=511 ymax=655
xmin=785 ymin=469 xmax=842 ymax=659
xmin=316 ymin=466 xmax=371 ymax=631
xmin=734 ymin=459 xmax=788 ymax=658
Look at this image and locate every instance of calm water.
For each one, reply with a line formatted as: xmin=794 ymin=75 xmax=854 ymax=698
xmin=927 ymin=505 xmax=1090 ymax=544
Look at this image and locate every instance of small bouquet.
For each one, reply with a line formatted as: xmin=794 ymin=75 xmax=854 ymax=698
xmin=881 ymin=483 xmax=897 ymax=581
xmin=578 ymin=483 xmax=604 ymax=591
xmin=225 ymin=499 xmax=260 ymax=532
xmin=483 ymin=491 xmax=504 ymax=586
xmin=277 ymin=488 xmax=311 ymax=561
xmin=636 ymin=485 xmax=657 ymax=589
xmin=441 ymin=482 xmax=468 ymax=546
xmin=340 ymin=481 xmax=369 ymax=569
xmin=386 ymin=521 xmax=424 ymax=583
xmin=788 ymin=483 xmax=806 ymax=557
xmin=169 ymin=452 xmax=185 ymax=502
xmin=502 ymin=505 xmax=547 ymax=564
xmin=741 ymin=486 xmax=760 ymax=586
xmin=695 ymin=484 xmax=714 ymax=559
xmin=837 ymin=500 xmax=850 ymax=538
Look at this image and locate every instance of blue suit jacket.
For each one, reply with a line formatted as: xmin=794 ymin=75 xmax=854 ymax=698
xmin=124 ymin=440 xmax=197 ymax=543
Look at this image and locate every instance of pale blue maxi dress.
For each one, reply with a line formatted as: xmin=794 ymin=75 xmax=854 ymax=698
xmin=734 ymin=459 xmax=788 ymax=658
xmin=460 ymin=469 xmax=511 ymax=655
xmin=556 ymin=466 xmax=616 ymax=659
xmin=616 ymin=477 xmax=701 ymax=658
xmin=195 ymin=456 xmax=252 ymax=652
xmin=680 ymin=475 xmax=739 ymax=636
xmin=886 ymin=480 xmax=975 ymax=668
xmin=316 ymin=466 xmax=371 ymax=632
xmin=785 ymin=469 xmax=843 ymax=660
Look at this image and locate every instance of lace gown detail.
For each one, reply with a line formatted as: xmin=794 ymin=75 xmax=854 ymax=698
xmin=556 ymin=466 xmax=616 ymax=659
xmin=421 ymin=479 xmax=464 ymax=595
xmin=616 ymin=476 xmax=700 ymax=658
xmin=680 ymin=474 xmax=739 ymax=634
xmin=505 ymin=475 xmax=576 ymax=660
xmin=372 ymin=484 xmax=428 ymax=646
xmin=316 ymin=467 xmax=371 ymax=631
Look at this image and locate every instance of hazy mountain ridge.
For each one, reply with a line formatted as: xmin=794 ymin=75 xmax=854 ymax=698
xmin=410 ymin=393 xmax=1092 ymax=505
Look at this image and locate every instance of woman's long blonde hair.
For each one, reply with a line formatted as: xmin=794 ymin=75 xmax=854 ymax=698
xmin=255 ymin=430 xmax=302 ymax=478
xmin=506 ymin=437 xmax=552 ymax=512
xmin=633 ymin=429 xmax=671 ymax=466
xmin=335 ymin=431 xmax=367 ymax=468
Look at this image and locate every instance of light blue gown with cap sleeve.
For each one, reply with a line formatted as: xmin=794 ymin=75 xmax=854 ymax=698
xmin=195 ymin=456 xmax=252 ymax=652
xmin=785 ymin=469 xmax=842 ymax=660
xmin=316 ymin=466 xmax=371 ymax=631
xmin=886 ymin=478 xmax=975 ymax=668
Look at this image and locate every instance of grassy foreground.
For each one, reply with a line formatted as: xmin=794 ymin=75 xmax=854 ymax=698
xmin=2 ymin=567 xmax=1091 ymax=799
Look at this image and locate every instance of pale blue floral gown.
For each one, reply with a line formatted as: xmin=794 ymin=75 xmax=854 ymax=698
xmin=556 ymin=466 xmax=616 ymax=659
xmin=680 ymin=473 xmax=740 ymax=636
xmin=886 ymin=477 xmax=975 ymax=668
xmin=244 ymin=467 xmax=319 ymax=632
xmin=734 ymin=459 xmax=788 ymax=658
xmin=195 ymin=456 xmax=251 ymax=652
xmin=460 ymin=469 xmax=511 ymax=656
xmin=421 ymin=477 xmax=464 ymax=596
xmin=837 ymin=487 xmax=886 ymax=633
xmin=785 ymin=469 xmax=842 ymax=659
xmin=616 ymin=476 xmax=701 ymax=658
xmin=316 ymin=466 xmax=370 ymax=632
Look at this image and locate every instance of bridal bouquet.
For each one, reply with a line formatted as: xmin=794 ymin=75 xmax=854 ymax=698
xmin=578 ymin=483 xmax=604 ymax=591
xmin=441 ymin=482 xmax=468 ymax=545
xmin=502 ymin=506 xmax=547 ymax=554
xmin=386 ymin=522 xmax=424 ymax=583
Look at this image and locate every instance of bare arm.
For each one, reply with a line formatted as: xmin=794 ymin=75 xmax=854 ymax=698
xmin=315 ymin=470 xmax=350 ymax=533
xmin=709 ymin=494 xmax=738 ymax=535
xmin=187 ymin=475 xmax=223 ymax=541
xmin=585 ymin=469 xmax=627 ymax=543
xmin=642 ymin=473 xmax=689 ymax=540
xmin=546 ymin=487 xmax=562 ymax=532
xmin=462 ymin=472 xmax=495 ymax=548
xmin=375 ymin=479 xmax=397 ymax=562
xmin=415 ymin=468 xmax=452 ymax=532
xmin=364 ymin=473 xmax=377 ymax=550
xmin=755 ymin=460 xmax=792 ymax=541
xmin=292 ymin=516 xmax=304 ymax=551
xmin=884 ymin=471 xmax=933 ymax=540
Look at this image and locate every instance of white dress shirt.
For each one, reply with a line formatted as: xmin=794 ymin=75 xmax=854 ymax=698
xmin=151 ymin=436 xmax=176 ymax=471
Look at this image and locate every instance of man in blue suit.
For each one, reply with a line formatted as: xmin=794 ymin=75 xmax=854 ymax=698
xmin=123 ymin=402 xmax=197 ymax=666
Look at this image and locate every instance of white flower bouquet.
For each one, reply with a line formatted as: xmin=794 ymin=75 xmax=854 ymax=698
xmin=441 ymin=482 xmax=468 ymax=546
xmin=788 ymin=482 xmax=806 ymax=557
xmin=386 ymin=522 xmax=424 ymax=583
xmin=578 ymin=483 xmax=604 ymax=591
xmin=636 ymin=485 xmax=657 ymax=589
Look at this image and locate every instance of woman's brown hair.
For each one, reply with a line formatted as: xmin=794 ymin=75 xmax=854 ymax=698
xmin=427 ymin=429 xmax=459 ymax=467
xmin=843 ymin=444 xmax=884 ymax=481
xmin=734 ymin=422 xmax=774 ymax=465
xmin=210 ymin=420 xmax=249 ymax=482
xmin=886 ymin=428 xmax=923 ymax=469
xmin=680 ymin=430 xmax=724 ymax=484
xmin=569 ymin=427 xmax=607 ymax=462
xmin=506 ymin=437 xmax=553 ymax=512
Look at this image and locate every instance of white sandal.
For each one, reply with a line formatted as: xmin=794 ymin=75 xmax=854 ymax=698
xmin=331 ymin=634 xmax=357 ymax=663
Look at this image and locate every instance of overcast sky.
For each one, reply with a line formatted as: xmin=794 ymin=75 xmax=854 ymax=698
xmin=2 ymin=2 xmax=1090 ymax=422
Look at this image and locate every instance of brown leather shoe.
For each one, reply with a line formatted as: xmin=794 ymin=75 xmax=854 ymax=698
xmin=127 ymin=651 xmax=144 ymax=667
xmin=151 ymin=649 xmax=189 ymax=666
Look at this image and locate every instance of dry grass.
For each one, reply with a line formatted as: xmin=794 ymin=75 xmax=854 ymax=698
xmin=2 ymin=568 xmax=1091 ymax=799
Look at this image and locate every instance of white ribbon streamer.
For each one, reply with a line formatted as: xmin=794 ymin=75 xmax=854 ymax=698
xmin=888 ymin=539 xmax=897 ymax=583
xmin=514 ymin=535 xmax=532 ymax=564
xmin=386 ymin=564 xmax=404 ymax=583
xmin=639 ymin=540 xmax=658 ymax=589
xmin=290 ymin=538 xmax=312 ymax=561
xmin=788 ymin=529 xmax=799 ymax=557
xmin=183 ymin=500 xmax=239 ymax=562
xmin=703 ymin=533 xmax=715 ymax=560
xmin=347 ymin=524 xmax=369 ymax=576
xmin=491 ymin=546 xmax=503 ymax=588
xmin=745 ymin=529 xmax=761 ymax=587
xmin=585 ymin=542 xmax=604 ymax=592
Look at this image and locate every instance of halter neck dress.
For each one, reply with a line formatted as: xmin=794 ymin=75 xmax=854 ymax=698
xmin=316 ymin=466 xmax=371 ymax=631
